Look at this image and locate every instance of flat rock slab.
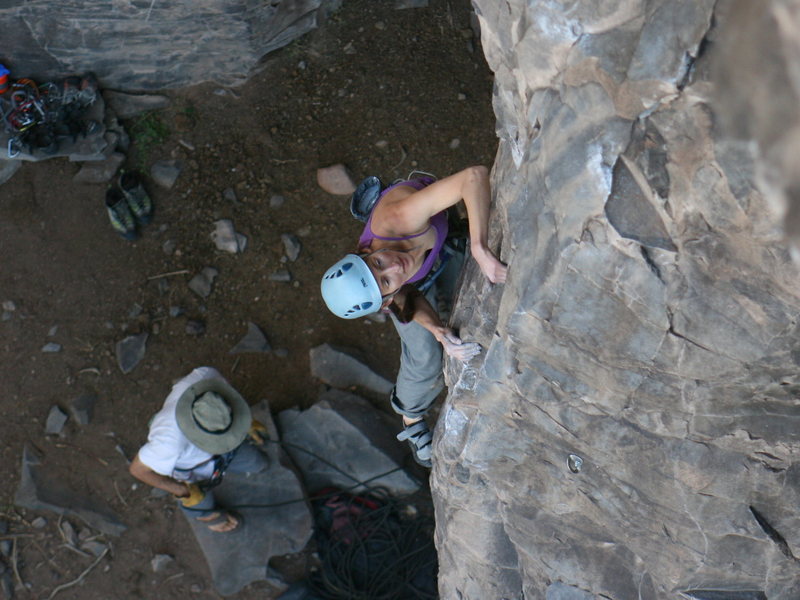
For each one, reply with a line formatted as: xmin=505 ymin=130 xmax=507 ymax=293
xmin=309 ymin=343 xmax=393 ymax=395
xmin=73 ymin=151 xmax=125 ymax=184
xmin=185 ymin=400 xmax=312 ymax=596
xmin=14 ymin=445 xmax=126 ymax=536
xmin=102 ymin=91 xmax=171 ymax=119
xmin=278 ymin=389 xmax=420 ymax=496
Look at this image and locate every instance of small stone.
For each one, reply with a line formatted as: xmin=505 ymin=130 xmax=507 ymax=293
xmin=185 ymin=320 xmax=205 ymax=336
xmin=449 ymin=138 xmax=461 ymax=149
xmin=128 ymin=303 xmax=143 ymax=319
xmin=269 ymin=194 xmax=285 ymax=208
xmin=223 ymin=187 xmax=237 ymax=203
xmin=151 ymin=554 xmax=174 ymax=573
xmin=229 ymin=322 xmax=271 ymax=354
xmin=292 ymin=281 xmax=300 ymax=288
xmin=116 ymin=333 xmax=148 ymax=374
xmin=41 ymin=343 xmax=62 ymax=353
xmin=1 ymin=301 xmax=16 ymax=312
xmin=169 ymin=306 xmax=184 ymax=318
xmin=212 ymin=219 xmax=247 ymax=253
xmin=69 ymin=393 xmax=96 ymax=426
xmin=151 ymin=160 xmax=183 ymax=189
xmin=188 ymin=267 xmax=218 ymax=298
xmin=162 ymin=239 xmax=177 ymax=255
xmin=269 ymin=270 xmax=292 ymax=283
xmin=31 ymin=517 xmax=47 ymax=529
xmin=81 ymin=540 xmax=108 ymax=557
xmin=45 ymin=406 xmax=68 ymax=435
xmin=281 ymin=233 xmax=302 ymax=261
xmin=47 ymin=325 xmax=58 ymax=337
xmin=457 ymin=93 xmax=467 ymax=100
xmin=375 ymin=21 xmax=386 ymax=29
xmin=375 ymin=140 xmax=389 ymax=149
xmin=60 ymin=520 xmax=77 ymax=546
xmin=1 ymin=312 xmax=11 ymax=321
xmin=317 ymin=164 xmax=356 ymax=195
xmin=297 ymin=226 xmax=311 ymax=237
xmin=190 ymin=583 xmax=203 ymax=593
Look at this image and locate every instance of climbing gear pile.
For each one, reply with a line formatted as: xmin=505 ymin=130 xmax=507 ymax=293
xmin=1 ymin=72 xmax=98 ymax=158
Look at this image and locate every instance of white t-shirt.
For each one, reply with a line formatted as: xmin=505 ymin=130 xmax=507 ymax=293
xmin=137 ymin=367 xmax=225 ymax=482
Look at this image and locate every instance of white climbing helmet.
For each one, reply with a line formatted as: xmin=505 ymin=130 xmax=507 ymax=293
xmin=321 ymin=254 xmax=382 ymax=319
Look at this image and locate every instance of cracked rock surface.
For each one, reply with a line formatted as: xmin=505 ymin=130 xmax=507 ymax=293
xmin=0 ymin=0 xmax=341 ymax=90
xmin=433 ymin=1 xmax=800 ymax=599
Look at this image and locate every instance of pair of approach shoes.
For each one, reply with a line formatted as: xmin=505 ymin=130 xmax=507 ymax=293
xmin=397 ymin=419 xmax=433 ymax=468
xmin=106 ymin=171 xmax=153 ymax=240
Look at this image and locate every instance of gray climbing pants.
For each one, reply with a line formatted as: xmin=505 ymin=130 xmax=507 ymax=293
xmin=389 ymin=245 xmax=465 ymax=419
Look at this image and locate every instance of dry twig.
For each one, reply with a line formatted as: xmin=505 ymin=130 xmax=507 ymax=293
xmin=46 ymin=547 xmax=108 ymax=600
xmin=147 ymin=269 xmax=190 ymax=280
xmin=11 ymin=538 xmax=24 ymax=592
xmin=113 ymin=480 xmax=129 ymax=507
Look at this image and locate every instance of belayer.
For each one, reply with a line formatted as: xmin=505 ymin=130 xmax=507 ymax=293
xmin=321 ymin=166 xmax=507 ymax=468
xmin=129 ymin=367 xmax=268 ymax=533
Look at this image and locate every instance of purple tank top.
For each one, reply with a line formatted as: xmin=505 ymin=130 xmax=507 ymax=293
xmin=357 ymin=178 xmax=448 ymax=284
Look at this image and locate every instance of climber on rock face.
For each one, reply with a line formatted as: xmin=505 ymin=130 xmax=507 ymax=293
xmin=320 ymin=166 xmax=507 ymax=468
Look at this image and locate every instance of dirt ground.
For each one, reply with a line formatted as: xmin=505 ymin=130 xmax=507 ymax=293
xmin=0 ymin=0 xmax=497 ymax=598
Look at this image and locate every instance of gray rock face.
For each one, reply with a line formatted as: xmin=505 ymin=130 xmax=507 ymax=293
xmin=433 ymin=1 xmax=800 ymax=599
xmin=0 ymin=1 xmax=341 ymax=91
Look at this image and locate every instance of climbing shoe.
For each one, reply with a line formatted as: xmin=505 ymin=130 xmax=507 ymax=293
xmin=397 ymin=420 xmax=433 ymax=468
xmin=119 ymin=171 xmax=153 ymax=225
xmin=105 ymin=187 xmax=138 ymax=240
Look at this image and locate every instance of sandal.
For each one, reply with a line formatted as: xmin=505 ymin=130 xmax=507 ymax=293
xmin=397 ymin=420 xmax=433 ymax=468
xmin=196 ymin=510 xmax=243 ymax=533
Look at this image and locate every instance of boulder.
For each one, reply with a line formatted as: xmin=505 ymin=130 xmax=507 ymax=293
xmin=0 ymin=1 xmax=342 ymax=90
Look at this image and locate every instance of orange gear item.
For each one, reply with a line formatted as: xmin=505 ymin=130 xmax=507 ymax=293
xmin=177 ymin=483 xmax=205 ymax=507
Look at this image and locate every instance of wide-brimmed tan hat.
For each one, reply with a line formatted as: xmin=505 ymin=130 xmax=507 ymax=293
xmin=175 ymin=378 xmax=251 ymax=454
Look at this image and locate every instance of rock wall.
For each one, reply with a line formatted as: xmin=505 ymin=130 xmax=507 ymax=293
xmin=433 ymin=1 xmax=800 ymax=599
xmin=0 ymin=0 xmax=339 ymax=90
